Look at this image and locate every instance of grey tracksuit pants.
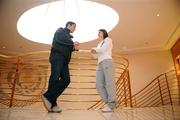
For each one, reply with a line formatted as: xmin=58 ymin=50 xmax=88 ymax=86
xmin=96 ymin=59 xmax=116 ymax=109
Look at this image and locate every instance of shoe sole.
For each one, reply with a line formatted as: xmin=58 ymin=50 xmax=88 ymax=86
xmin=101 ymin=110 xmax=114 ymax=113
xmin=49 ymin=110 xmax=62 ymax=113
xmin=41 ymin=95 xmax=52 ymax=112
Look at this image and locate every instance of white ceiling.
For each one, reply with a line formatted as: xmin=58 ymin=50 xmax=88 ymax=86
xmin=0 ymin=0 xmax=179 ymax=55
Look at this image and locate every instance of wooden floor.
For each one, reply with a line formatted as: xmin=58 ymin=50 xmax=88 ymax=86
xmin=0 ymin=105 xmax=180 ymax=120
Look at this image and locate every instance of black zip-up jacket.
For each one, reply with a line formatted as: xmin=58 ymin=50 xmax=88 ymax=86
xmin=51 ymin=27 xmax=75 ymax=63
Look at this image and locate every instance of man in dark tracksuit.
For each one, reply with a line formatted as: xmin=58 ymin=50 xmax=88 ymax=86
xmin=42 ymin=21 xmax=79 ymax=113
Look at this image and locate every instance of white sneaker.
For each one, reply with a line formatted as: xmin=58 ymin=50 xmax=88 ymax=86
xmin=42 ymin=95 xmax=52 ymax=112
xmin=101 ymin=104 xmax=114 ymax=112
xmin=51 ymin=105 xmax=62 ymax=113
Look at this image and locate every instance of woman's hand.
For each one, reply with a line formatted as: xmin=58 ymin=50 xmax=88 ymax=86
xmin=91 ymin=48 xmax=96 ymax=54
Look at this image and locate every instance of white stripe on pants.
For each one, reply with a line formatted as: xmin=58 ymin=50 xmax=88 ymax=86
xmin=96 ymin=59 xmax=116 ymax=109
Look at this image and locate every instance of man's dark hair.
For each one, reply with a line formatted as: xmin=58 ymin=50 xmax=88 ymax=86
xmin=66 ymin=21 xmax=76 ymax=27
xmin=99 ymin=29 xmax=109 ymax=39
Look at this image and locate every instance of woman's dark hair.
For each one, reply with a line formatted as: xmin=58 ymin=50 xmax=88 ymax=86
xmin=66 ymin=21 xmax=76 ymax=27
xmin=99 ymin=29 xmax=109 ymax=39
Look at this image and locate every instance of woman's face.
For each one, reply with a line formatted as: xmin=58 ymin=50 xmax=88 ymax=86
xmin=98 ymin=31 xmax=104 ymax=39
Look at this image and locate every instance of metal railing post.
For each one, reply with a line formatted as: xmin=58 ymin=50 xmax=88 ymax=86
xmin=157 ymin=77 xmax=164 ymax=105
xmin=9 ymin=56 xmax=21 ymax=107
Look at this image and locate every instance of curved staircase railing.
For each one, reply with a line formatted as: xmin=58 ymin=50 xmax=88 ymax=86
xmin=1 ymin=51 xmax=178 ymax=109
xmin=131 ymin=70 xmax=180 ymax=107
xmin=0 ymin=50 xmax=131 ymax=109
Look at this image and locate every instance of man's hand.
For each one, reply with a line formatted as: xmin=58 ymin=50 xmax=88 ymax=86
xmin=74 ymin=41 xmax=80 ymax=51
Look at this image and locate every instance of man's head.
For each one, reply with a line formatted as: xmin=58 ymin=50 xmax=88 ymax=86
xmin=66 ymin=21 xmax=76 ymax=33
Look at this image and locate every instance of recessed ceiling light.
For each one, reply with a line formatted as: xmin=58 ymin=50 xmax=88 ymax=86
xmin=157 ymin=14 xmax=160 ymax=17
xmin=17 ymin=0 xmax=119 ymax=44
xmin=2 ymin=46 xmax=6 ymax=49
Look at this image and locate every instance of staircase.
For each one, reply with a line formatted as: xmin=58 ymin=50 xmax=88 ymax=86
xmin=0 ymin=50 xmax=131 ymax=109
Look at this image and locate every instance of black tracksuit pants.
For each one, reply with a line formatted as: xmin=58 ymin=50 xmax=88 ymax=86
xmin=44 ymin=51 xmax=70 ymax=107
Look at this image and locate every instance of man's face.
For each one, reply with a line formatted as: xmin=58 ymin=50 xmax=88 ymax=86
xmin=68 ymin=24 xmax=76 ymax=33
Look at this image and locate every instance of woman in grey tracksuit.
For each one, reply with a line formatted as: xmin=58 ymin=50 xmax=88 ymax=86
xmin=91 ymin=29 xmax=116 ymax=112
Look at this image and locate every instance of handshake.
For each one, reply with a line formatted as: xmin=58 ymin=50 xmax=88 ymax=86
xmin=73 ymin=41 xmax=97 ymax=54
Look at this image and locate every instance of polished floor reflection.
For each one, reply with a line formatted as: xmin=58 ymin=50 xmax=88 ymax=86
xmin=0 ymin=105 xmax=179 ymax=120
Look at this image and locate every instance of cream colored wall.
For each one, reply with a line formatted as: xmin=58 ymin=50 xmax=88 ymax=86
xmin=123 ymin=50 xmax=175 ymax=95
